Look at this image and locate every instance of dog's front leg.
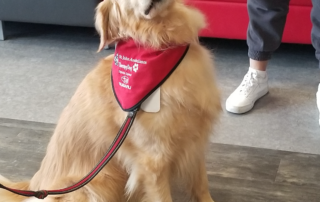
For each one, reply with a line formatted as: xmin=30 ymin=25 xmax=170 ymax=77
xmin=129 ymin=157 xmax=173 ymax=202
xmin=190 ymin=158 xmax=215 ymax=202
xmin=143 ymin=165 xmax=172 ymax=202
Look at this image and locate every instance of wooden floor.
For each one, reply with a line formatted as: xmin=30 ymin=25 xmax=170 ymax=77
xmin=1 ymin=118 xmax=320 ymax=202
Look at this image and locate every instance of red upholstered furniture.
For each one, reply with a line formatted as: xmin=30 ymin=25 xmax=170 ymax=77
xmin=187 ymin=0 xmax=313 ymax=44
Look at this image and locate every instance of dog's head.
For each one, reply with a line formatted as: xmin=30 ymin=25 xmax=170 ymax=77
xmin=95 ymin=0 xmax=206 ymax=51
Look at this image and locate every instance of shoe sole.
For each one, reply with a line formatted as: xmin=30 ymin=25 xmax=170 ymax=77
xmin=226 ymin=88 xmax=269 ymax=114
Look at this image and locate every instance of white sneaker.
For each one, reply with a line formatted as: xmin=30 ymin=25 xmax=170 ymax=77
xmin=226 ymin=68 xmax=269 ymax=114
xmin=317 ymin=83 xmax=320 ymax=125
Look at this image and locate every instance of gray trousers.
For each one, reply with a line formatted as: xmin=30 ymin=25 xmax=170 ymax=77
xmin=247 ymin=0 xmax=320 ymax=68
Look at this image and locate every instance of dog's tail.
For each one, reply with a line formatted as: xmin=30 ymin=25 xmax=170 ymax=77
xmin=0 ymin=174 xmax=30 ymax=202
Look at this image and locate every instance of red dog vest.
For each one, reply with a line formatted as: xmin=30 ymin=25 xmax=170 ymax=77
xmin=112 ymin=39 xmax=189 ymax=111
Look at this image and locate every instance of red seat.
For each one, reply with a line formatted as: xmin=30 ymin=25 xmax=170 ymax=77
xmin=187 ymin=0 xmax=312 ymax=44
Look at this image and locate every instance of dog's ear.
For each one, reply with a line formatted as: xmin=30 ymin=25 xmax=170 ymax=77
xmin=95 ymin=0 xmax=119 ymax=52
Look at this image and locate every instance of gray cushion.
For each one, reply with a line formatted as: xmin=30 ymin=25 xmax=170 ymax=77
xmin=0 ymin=0 xmax=100 ymax=27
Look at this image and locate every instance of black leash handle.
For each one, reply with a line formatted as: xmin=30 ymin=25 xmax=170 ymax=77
xmin=0 ymin=109 xmax=138 ymax=199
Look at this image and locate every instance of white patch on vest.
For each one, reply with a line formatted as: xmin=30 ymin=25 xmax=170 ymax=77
xmin=141 ymin=87 xmax=160 ymax=112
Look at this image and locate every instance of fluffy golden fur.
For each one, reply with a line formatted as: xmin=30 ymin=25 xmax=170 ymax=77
xmin=0 ymin=0 xmax=221 ymax=201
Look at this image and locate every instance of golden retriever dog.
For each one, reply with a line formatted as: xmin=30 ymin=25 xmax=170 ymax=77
xmin=0 ymin=0 xmax=221 ymax=201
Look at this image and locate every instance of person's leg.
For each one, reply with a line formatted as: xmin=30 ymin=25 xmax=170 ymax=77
xmin=247 ymin=0 xmax=290 ymax=63
xmin=311 ymin=0 xmax=320 ymax=68
xmin=226 ymin=0 xmax=290 ymax=114
xmin=311 ymin=0 xmax=320 ymax=125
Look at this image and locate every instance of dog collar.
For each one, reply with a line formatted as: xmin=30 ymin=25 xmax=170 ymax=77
xmin=111 ymin=39 xmax=189 ymax=111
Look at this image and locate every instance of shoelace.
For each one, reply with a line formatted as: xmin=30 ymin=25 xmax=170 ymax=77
xmin=238 ymin=71 xmax=258 ymax=96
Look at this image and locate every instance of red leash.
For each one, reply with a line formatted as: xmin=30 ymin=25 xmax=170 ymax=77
xmin=0 ymin=109 xmax=138 ymax=199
